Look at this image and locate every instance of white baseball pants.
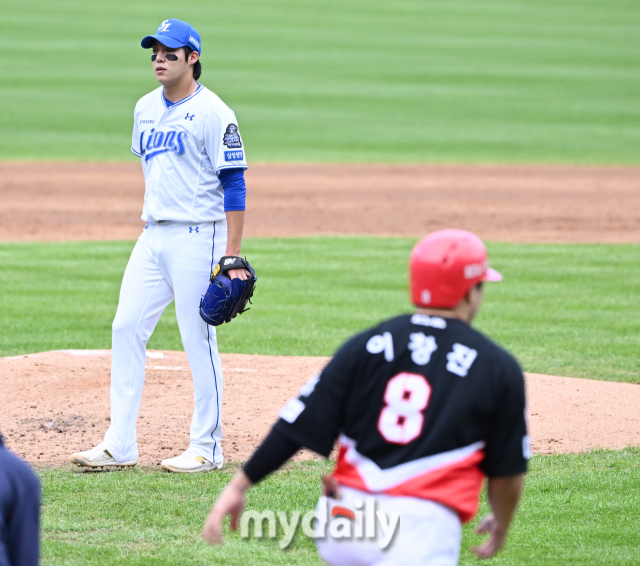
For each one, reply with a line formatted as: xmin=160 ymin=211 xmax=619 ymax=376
xmin=103 ymin=219 xmax=227 ymax=465
xmin=316 ymin=486 xmax=461 ymax=566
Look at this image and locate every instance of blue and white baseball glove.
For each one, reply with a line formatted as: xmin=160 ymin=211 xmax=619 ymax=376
xmin=199 ymin=256 xmax=257 ymax=326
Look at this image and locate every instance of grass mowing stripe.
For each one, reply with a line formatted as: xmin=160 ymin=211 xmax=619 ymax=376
xmin=0 ymin=238 xmax=637 ymax=382
xmin=459 ymin=448 xmax=640 ymax=565
xmin=1 ymin=0 xmax=640 ymax=163
xmin=480 ymin=243 xmax=640 ymax=381
xmin=39 ymin=448 xmax=640 ymax=565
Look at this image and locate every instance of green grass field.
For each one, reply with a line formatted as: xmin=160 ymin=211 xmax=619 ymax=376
xmin=8 ymin=236 xmax=636 ymax=564
xmin=40 ymin=449 xmax=640 ymax=565
xmin=4 ymin=1 xmax=639 ymax=564
xmin=2 ymin=0 xmax=640 ymax=163
xmin=0 ymin=238 xmax=638 ymax=381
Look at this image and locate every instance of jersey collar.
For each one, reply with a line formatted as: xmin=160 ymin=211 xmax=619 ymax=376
xmin=161 ymin=83 xmax=203 ymax=109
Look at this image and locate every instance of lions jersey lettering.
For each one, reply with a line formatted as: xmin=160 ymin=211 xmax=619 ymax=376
xmin=131 ymin=83 xmax=248 ymax=223
xmin=139 ymin=129 xmax=188 ymax=162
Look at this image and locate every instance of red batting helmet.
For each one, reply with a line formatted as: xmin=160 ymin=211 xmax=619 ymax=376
xmin=410 ymin=229 xmax=502 ymax=309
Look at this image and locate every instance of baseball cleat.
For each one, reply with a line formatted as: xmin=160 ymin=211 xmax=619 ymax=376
xmin=71 ymin=443 xmax=138 ymax=468
xmin=161 ymin=450 xmax=220 ymax=473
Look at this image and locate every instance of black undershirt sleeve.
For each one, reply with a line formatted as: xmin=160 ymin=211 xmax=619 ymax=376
xmin=242 ymin=427 xmax=302 ymax=485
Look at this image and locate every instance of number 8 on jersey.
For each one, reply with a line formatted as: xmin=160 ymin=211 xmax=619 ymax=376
xmin=377 ymin=372 xmax=432 ymax=444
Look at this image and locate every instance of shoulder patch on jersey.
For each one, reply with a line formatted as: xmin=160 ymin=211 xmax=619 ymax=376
xmin=223 ymin=124 xmax=242 ymax=148
xmin=280 ymin=398 xmax=306 ymax=423
xmin=224 ymin=150 xmax=244 ymax=162
xmin=299 ymin=373 xmax=320 ymax=397
xmin=522 ymin=435 xmax=532 ymax=459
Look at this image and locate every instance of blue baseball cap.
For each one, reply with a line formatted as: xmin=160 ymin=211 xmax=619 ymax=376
xmin=141 ymin=19 xmax=201 ymax=54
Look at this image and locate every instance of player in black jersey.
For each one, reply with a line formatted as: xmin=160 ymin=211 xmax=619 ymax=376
xmin=204 ymin=229 xmax=529 ymax=565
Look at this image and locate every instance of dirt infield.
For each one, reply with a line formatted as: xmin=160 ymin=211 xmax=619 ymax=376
xmin=1 ymin=162 xmax=638 ymax=468
xmin=1 ymin=162 xmax=639 ymax=243
xmin=2 ymin=350 xmax=639 ymax=467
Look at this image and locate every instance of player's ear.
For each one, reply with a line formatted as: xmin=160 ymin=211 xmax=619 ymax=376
xmin=468 ymin=283 xmax=485 ymax=319
xmin=189 ymin=50 xmax=200 ymax=65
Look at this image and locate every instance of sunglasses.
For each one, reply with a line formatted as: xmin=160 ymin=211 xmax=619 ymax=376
xmin=151 ymin=53 xmax=179 ymax=62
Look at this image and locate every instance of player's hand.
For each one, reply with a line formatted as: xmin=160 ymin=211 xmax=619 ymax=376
xmin=202 ymin=471 xmax=252 ymax=545
xmin=471 ymin=514 xmax=507 ymax=558
xmin=322 ymin=475 xmax=342 ymax=499
xmin=227 ymin=267 xmax=251 ymax=281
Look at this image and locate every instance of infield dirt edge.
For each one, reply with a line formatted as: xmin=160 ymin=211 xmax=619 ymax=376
xmin=2 ymin=350 xmax=639 ymax=468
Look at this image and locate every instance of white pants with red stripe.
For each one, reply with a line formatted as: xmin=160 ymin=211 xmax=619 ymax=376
xmin=316 ymin=486 xmax=461 ymax=566
xmin=103 ymin=219 xmax=226 ymax=465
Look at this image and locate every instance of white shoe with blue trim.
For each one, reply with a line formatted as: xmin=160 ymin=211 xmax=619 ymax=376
xmin=161 ymin=450 xmax=220 ymax=473
xmin=71 ymin=443 xmax=137 ymax=468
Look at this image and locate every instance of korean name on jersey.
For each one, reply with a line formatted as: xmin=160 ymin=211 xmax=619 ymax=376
xmin=131 ymin=84 xmax=248 ymax=224
xmin=275 ymin=314 xmax=529 ymax=522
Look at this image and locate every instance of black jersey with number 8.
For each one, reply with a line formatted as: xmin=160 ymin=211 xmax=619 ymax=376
xmin=274 ymin=313 xmax=529 ymax=522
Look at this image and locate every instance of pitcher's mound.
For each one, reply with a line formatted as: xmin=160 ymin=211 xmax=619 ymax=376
xmin=1 ymin=350 xmax=639 ymax=467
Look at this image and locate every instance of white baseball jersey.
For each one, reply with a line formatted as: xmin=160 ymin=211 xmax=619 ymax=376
xmin=131 ymin=83 xmax=248 ymax=223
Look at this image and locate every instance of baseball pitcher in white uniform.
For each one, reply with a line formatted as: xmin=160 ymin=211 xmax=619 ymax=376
xmin=71 ymin=18 xmax=250 ymax=473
